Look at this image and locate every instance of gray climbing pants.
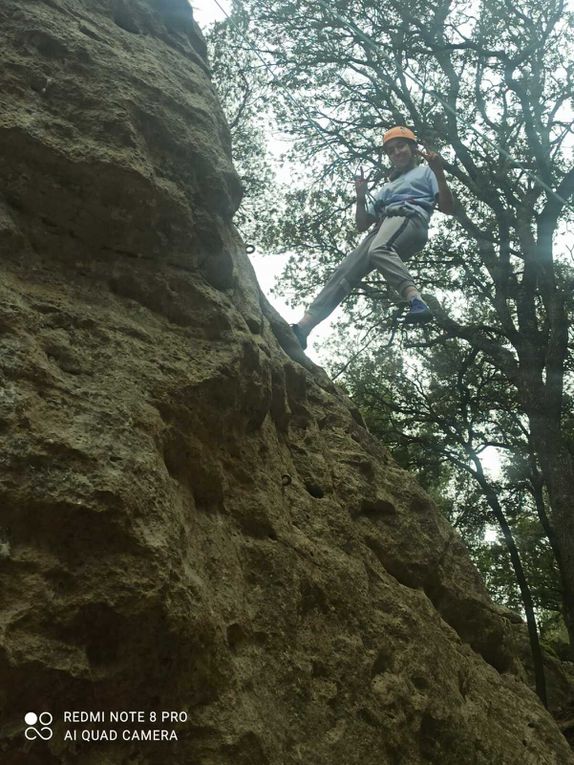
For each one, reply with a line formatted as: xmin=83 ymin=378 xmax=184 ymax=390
xmin=306 ymin=213 xmax=428 ymax=323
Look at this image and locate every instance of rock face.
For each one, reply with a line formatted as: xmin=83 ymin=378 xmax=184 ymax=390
xmin=0 ymin=1 xmax=572 ymax=763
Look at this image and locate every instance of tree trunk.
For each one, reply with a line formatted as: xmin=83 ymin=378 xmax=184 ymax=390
xmin=476 ymin=470 xmax=548 ymax=705
xmin=524 ymin=407 xmax=574 ymax=652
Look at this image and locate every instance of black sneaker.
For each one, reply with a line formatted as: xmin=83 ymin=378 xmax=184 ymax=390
xmin=403 ymin=297 xmax=433 ymax=325
xmin=291 ymin=323 xmax=308 ymax=350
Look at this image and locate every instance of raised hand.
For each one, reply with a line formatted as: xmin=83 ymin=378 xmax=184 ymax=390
xmin=354 ymin=165 xmax=369 ymax=201
xmin=415 ymin=146 xmax=444 ymax=174
xmin=355 ymin=178 xmax=369 ymax=201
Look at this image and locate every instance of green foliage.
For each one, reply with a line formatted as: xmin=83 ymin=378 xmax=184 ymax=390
xmin=205 ymin=4 xmax=278 ymax=245
xmin=208 ymin=0 xmax=574 ymax=643
xmin=341 ymin=335 xmax=563 ymax=631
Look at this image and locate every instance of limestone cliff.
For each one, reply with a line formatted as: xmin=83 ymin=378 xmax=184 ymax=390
xmin=0 ymin=1 xmax=572 ymax=763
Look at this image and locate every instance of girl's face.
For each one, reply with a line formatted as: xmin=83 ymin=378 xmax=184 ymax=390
xmin=385 ymin=139 xmax=415 ymax=170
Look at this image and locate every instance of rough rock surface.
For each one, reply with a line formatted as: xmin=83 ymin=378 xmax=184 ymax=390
xmin=0 ymin=1 xmax=572 ymax=763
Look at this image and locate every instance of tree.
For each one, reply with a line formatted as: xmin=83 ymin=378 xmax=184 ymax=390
xmin=205 ymin=7 xmax=278 ymax=247
xmin=336 ymin=332 xmax=564 ymax=702
xmin=231 ymin=0 xmax=574 ymax=650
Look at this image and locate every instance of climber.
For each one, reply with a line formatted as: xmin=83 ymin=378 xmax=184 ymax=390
xmin=291 ymin=126 xmax=454 ymax=350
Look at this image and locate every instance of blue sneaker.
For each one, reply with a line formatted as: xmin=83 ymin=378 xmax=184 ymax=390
xmin=404 ymin=297 xmax=433 ymax=324
xmin=291 ymin=324 xmax=308 ymax=350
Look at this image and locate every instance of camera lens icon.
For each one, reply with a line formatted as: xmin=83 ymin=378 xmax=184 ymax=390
xmin=24 ymin=712 xmax=53 ymax=741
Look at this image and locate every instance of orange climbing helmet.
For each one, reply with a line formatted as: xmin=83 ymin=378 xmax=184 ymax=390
xmin=383 ymin=126 xmax=417 ymax=150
